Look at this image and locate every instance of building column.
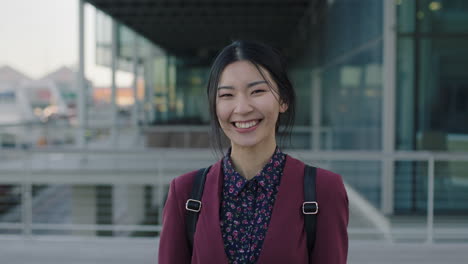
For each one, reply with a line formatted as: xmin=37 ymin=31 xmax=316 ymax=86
xmin=148 ymin=49 xmax=156 ymax=124
xmin=110 ymin=19 xmax=118 ymax=146
xmin=132 ymin=34 xmax=139 ymax=128
xmin=382 ymin=0 xmax=397 ymax=215
xmin=72 ymin=0 xmax=96 ymax=237
xmin=311 ymin=69 xmax=322 ymax=150
xmin=76 ymin=0 xmax=86 ymax=148
xmin=131 ymin=33 xmax=140 ymax=145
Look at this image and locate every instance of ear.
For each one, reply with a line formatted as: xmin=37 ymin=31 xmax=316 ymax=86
xmin=279 ymin=102 xmax=288 ymax=113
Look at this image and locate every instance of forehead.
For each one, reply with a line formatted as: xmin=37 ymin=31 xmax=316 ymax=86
xmin=218 ymin=60 xmax=273 ymax=85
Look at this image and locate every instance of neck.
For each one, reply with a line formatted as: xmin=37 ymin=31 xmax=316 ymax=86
xmin=230 ymin=142 xmax=277 ymax=180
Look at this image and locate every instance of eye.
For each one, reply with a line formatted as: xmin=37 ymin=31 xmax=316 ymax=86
xmin=218 ymin=93 xmax=233 ymax=98
xmin=252 ymin=89 xmax=266 ymax=95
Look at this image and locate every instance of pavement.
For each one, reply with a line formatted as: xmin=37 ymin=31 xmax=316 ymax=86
xmin=0 ymin=236 xmax=467 ymax=264
xmin=348 ymin=241 xmax=468 ymax=264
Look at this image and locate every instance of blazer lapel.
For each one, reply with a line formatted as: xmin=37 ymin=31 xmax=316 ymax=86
xmin=195 ymin=160 xmax=230 ymax=264
xmin=257 ymin=155 xmax=306 ymax=264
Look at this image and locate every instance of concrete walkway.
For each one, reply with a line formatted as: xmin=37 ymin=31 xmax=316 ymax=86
xmin=0 ymin=236 xmax=157 ymax=264
xmin=0 ymin=236 xmax=467 ymax=264
xmin=348 ymin=241 xmax=468 ymax=264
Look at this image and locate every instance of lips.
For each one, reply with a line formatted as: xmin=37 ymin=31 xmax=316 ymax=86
xmin=233 ymin=120 xmax=259 ymax=129
xmin=231 ymin=119 xmax=262 ymax=132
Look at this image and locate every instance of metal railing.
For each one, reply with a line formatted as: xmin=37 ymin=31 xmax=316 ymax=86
xmin=0 ymin=122 xmax=334 ymax=150
xmin=0 ymin=147 xmax=467 ymax=243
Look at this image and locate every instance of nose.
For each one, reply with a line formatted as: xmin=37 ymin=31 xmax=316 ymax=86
xmin=233 ymin=96 xmax=253 ymax=114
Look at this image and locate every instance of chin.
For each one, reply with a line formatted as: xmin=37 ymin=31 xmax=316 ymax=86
xmin=232 ymin=143 xmax=258 ymax=149
xmin=229 ymin=136 xmax=266 ymax=150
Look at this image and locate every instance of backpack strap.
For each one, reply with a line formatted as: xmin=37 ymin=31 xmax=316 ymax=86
xmin=185 ymin=165 xmax=318 ymax=258
xmin=303 ymin=165 xmax=318 ymax=260
xmin=185 ymin=166 xmax=211 ymax=252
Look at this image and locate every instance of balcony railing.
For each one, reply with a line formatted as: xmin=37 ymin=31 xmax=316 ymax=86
xmin=0 ymin=147 xmax=467 ymax=243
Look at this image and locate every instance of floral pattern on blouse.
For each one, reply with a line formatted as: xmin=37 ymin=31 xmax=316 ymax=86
xmin=220 ymin=147 xmax=286 ymax=264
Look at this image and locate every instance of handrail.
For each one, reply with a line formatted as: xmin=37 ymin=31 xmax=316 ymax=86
xmin=2 ymin=147 xmax=468 ymax=158
xmin=0 ymin=148 xmax=467 ymax=243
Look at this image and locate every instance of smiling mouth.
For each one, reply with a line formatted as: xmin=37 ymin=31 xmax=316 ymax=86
xmin=232 ymin=120 xmax=261 ymax=129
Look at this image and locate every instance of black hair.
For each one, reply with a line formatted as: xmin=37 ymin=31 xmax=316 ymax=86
xmin=207 ymin=40 xmax=296 ymax=157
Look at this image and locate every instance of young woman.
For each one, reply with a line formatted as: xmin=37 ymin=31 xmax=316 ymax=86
xmin=158 ymin=40 xmax=348 ymax=264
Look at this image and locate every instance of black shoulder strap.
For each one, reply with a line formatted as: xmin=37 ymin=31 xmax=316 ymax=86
xmin=185 ymin=165 xmax=317 ymax=258
xmin=303 ymin=165 xmax=318 ymax=260
xmin=185 ymin=166 xmax=211 ymax=253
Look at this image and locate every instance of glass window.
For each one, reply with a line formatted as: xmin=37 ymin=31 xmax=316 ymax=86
xmin=396 ymin=37 xmax=415 ymax=150
xmin=419 ymin=0 xmax=468 ymax=33
xmin=396 ymin=0 xmax=468 ymax=213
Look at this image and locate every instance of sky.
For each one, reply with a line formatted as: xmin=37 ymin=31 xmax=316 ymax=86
xmin=0 ymin=0 xmax=132 ymax=87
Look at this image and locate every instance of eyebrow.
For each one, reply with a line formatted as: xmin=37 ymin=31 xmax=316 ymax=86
xmin=217 ymin=80 xmax=267 ymax=90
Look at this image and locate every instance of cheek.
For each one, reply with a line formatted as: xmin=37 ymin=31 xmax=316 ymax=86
xmin=258 ymin=100 xmax=280 ymax=118
xmin=216 ymin=103 xmax=229 ymax=124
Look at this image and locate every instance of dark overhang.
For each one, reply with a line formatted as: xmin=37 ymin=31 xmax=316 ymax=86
xmin=85 ymin=0 xmax=324 ymax=60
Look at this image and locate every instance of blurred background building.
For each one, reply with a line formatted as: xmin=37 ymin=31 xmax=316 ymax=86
xmin=0 ymin=0 xmax=467 ymax=251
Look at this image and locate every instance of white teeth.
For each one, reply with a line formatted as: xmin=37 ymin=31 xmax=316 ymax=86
xmin=234 ymin=120 xmax=258 ymax=129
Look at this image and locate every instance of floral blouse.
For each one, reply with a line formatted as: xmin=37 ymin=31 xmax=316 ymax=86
xmin=220 ymin=147 xmax=286 ymax=264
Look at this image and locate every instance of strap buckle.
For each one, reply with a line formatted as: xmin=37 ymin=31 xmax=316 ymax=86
xmin=186 ymin=199 xmax=202 ymax=212
xmin=302 ymin=201 xmax=318 ymax=215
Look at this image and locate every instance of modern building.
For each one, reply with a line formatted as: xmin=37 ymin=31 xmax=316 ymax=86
xmin=1 ymin=0 xmax=467 ymax=244
xmin=80 ymin=0 xmax=468 ymax=216
xmin=0 ymin=66 xmax=94 ymax=146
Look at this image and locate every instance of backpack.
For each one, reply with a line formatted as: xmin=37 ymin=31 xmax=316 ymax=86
xmin=185 ymin=165 xmax=318 ymax=261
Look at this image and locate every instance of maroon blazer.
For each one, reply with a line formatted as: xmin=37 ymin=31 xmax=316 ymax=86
xmin=158 ymin=155 xmax=349 ymax=264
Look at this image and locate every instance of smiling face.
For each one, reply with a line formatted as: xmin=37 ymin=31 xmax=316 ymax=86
xmin=216 ymin=60 xmax=288 ymax=152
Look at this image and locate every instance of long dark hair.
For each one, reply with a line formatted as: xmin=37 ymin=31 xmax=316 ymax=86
xmin=207 ymin=40 xmax=296 ymax=157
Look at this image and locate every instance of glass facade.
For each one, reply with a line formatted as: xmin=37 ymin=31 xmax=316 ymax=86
xmin=289 ymin=0 xmax=384 ymax=208
xmin=95 ymin=10 xmax=112 ymax=69
xmin=396 ymin=0 xmax=468 ymax=213
xmin=91 ymin=0 xmax=468 ymax=212
xmin=290 ymin=0 xmax=384 ymax=152
xmin=320 ymin=0 xmax=383 ymax=151
xmin=95 ymin=11 xmax=210 ymax=127
xmin=397 ymin=0 xmax=468 ymax=152
xmin=95 ymin=10 xmax=160 ymax=125
xmin=172 ymin=64 xmax=210 ymax=124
